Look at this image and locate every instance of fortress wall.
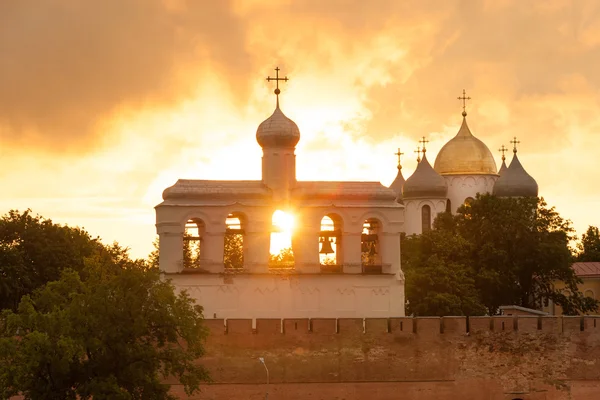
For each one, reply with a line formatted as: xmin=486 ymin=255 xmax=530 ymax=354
xmin=187 ymin=315 xmax=600 ymax=400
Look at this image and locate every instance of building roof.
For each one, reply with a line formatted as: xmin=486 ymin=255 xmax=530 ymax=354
xmin=162 ymin=179 xmax=270 ymax=201
xmin=389 ymin=166 xmax=405 ymax=201
xmin=402 ymin=154 xmax=448 ymax=199
xmin=292 ymin=181 xmax=397 ymax=201
xmin=573 ymin=262 xmax=600 ymax=277
xmin=492 ymin=153 xmax=538 ymax=198
xmin=434 ymin=116 xmax=498 ymax=176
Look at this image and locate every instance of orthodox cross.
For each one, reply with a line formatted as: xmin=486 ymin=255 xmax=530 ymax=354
xmin=419 ymin=136 xmax=429 ymax=154
xmin=394 ymin=148 xmax=404 ymax=168
xmin=457 ymin=89 xmax=471 ymax=116
xmin=266 ymin=67 xmax=289 ymax=106
xmin=414 ymin=146 xmax=421 ymax=163
xmin=510 ymin=136 xmax=520 ymax=153
xmin=498 ymin=145 xmax=508 ymax=161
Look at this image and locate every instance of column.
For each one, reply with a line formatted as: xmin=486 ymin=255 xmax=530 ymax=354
xmin=294 ymin=220 xmax=320 ymax=273
xmin=244 ymin=218 xmax=271 ymax=273
xmin=342 ymin=232 xmax=362 ymax=274
xmin=201 ymin=231 xmax=225 ymax=273
xmin=157 ymin=222 xmax=184 ymax=274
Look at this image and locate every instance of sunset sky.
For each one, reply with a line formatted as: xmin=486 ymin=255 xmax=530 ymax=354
xmin=1 ymin=0 xmax=599 ymax=258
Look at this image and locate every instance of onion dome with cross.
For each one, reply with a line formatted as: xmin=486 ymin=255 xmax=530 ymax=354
xmin=433 ymin=90 xmax=497 ymax=176
xmin=492 ymin=137 xmax=538 ymax=198
xmin=402 ymin=138 xmax=448 ymax=199
xmin=256 ymin=67 xmax=300 ymax=149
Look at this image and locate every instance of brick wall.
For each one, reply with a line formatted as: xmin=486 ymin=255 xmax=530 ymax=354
xmin=177 ymin=315 xmax=600 ymax=399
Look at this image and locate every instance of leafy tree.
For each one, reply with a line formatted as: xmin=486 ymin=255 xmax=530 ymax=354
xmin=402 ymin=213 xmax=487 ymax=316
xmin=576 ymin=225 xmax=600 ymax=262
xmin=0 ymin=252 xmax=209 ymax=399
xmin=456 ymin=194 xmax=597 ymax=315
xmin=269 ymin=247 xmax=295 ymax=267
xmin=0 ymin=210 xmax=102 ymax=311
xmin=223 ymin=233 xmax=244 ymax=269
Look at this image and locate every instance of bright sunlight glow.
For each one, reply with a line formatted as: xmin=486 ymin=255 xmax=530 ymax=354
xmin=270 ymin=210 xmax=295 ymax=255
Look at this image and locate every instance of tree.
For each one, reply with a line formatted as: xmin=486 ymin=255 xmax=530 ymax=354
xmin=269 ymin=247 xmax=295 ymax=267
xmin=402 ymin=213 xmax=487 ymax=316
xmin=456 ymin=194 xmax=597 ymax=315
xmin=576 ymin=225 xmax=600 ymax=262
xmin=0 ymin=210 xmax=102 ymax=311
xmin=223 ymin=232 xmax=244 ymax=269
xmin=0 ymin=252 xmax=209 ymax=399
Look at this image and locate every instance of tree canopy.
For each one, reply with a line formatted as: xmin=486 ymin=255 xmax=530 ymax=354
xmin=0 ymin=250 xmax=209 ymax=399
xmin=576 ymin=225 xmax=600 ymax=262
xmin=0 ymin=210 xmax=102 ymax=311
xmin=402 ymin=194 xmax=598 ymax=316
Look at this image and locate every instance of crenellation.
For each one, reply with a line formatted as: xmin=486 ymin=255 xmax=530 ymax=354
xmin=414 ymin=316 xmax=441 ymax=336
xmin=563 ymin=315 xmax=584 ymax=334
xmin=469 ymin=316 xmax=492 ymax=333
xmin=364 ymin=318 xmax=389 ymax=334
xmin=389 ymin=317 xmax=414 ymax=334
xmin=255 ymin=318 xmax=281 ymax=334
xmin=337 ymin=318 xmax=364 ymax=335
xmin=440 ymin=316 xmax=467 ymax=336
xmin=541 ymin=316 xmax=562 ymax=333
xmin=516 ymin=315 xmax=539 ymax=333
xmin=283 ymin=318 xmax=310 ymax=335
xmin=584 ymin=316 xmax=600 ymax=331
xmin=225 ymin=318 xmax=253 ymax=334
xmin=492 ymin=316 xmax=515 ymax=332
xmin=310 ymin=318 xmax=337 ymax=334
xmin=203 ymin=318 xmax=226 ymax=336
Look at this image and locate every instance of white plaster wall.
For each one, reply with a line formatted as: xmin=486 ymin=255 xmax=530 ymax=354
xmin=170 ymin=273 xmax=405 ymax=319
xmin=444 ymin=174 xmax=498 ymax=213
xmin=403 ymin=198 xmax=447 ymax=235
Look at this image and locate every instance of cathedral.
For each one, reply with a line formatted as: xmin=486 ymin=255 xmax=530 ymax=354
xmin=155 ymin=69 xmax=538 ymax=321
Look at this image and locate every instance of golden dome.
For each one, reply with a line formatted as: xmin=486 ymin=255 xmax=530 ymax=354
xmin=433 ymin=116 xmax=498 ymax=175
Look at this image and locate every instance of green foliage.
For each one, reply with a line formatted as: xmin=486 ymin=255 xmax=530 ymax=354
xmin=0 ymin=253 xmax=209 ymax=399
xmin=576 ymin=225 xmax=600 ymax=262
xmin=0 ymin=209 xmax=102 ymax=311
xmin=402 ymin=213 xmax=487 ymax=316
xmin=402 ymin=195 xmax=598 ymax=316
xmin=223 ymin=233 xmax=244 ymax=269
xmin=269 ymin=247 xmax=295 ymax=268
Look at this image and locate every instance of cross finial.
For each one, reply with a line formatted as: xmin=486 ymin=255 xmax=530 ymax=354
xmin=510 ymin=136 xmax=520 ymax=154
xmin=394 ymin=148 xmax=404 ymax=169
xmin=498 ymin=145 xmax=508 ymax=161
xmin=457 ymin=89 xmax=471 ymax=117
xmin=419 ymin=136 xmax=429 ymax=154
xmin=266 ymin=66 xmax=289 ymax=107
xmin=414 ymin=146 xmax=421 ymax=163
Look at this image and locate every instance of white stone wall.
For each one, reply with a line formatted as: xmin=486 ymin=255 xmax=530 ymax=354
xmin=403 ymin=198 xmax=447 ymax=235
xmin=170 ymin=273 xmax=405 ymax=319
xmin=443 ymin=174 xmax=498 ymax=213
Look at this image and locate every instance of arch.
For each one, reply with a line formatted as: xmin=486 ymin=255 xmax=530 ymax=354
xmin=183 ymin=218 xmax=205 ymax=268
xmin=223 ymin=213 xmax=246 ymax=270
xmin=357 ymin=210 xmax=390 ymax=231
xmin=269 ymin=210 xmax=295 ymax=269
xmin=319 ymin=213 xmax=344 ymax=268
xmin=421 ymin=205 xmax=431 ymax=233
xmin=178 ymin=210 xmax=213 ymax=231
xmin=446 ymin=199 xmax=452 ymax=213
xmin=361 ymin=217 xmax=382 ymax=272
xmin=584 ymin=289 xmax=595 ymax=299
xmin=464 ymin=196 xmax=475 ymax=206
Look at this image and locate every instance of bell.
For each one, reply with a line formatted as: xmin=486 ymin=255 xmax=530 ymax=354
xmin=319 ymin=238 xmax=334 ymax=255
xmin=368 ymin=241 xmax=378 ymax=256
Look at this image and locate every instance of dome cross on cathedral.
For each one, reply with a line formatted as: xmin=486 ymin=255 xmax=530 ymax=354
xmin=414 ymin=146 xmax=422 ymax=163
xmin=266 ymin=66 xmax=289 ymax=107
xmin=457 ymin=89 xmax=471 ymax=117
xmin=394 ymin=148 xmax=404 ymax=169
xmin=499 ymin=144 xmax=508 ymax=161
xmin=510 ymin=137 xmax=520 ymax=153
xmin=419 ymin=136 xmax=429 ymax=154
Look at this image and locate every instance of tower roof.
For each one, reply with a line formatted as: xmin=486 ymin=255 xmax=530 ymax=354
xmin=403 ymin=154 xmax=448 ymax=199
xmin=492 ymin=153 xmax=538 ymax=197
xmin=433 ymin=116 xmax=498 ymax=176
xmin=256 ymin=105 xmax=300 ymax=148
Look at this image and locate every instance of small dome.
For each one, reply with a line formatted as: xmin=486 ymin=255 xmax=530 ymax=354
xmin=403 ymin=154 xmax=448 ymax=199
xmin=389 ymin=166 xmax=405 ymax=195
xmin=492 ymin=154 xmax=538 ymax=197
xmin=434 ymin=117 xmax=498 ymax=175
xmin=498 ymin=159 xmax=508 ymax=176
xmin=256 ymin=106 xmax=300 ymax=148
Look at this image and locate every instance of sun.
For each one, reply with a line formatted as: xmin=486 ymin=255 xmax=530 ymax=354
xmin=270 ymin=210 xmax=295 ymax=255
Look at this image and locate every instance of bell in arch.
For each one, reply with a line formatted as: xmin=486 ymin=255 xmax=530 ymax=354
xmin=368 ymin=241 xmax=378 ymax=256
xmin=319 ymin=237 xmax=334 ymax=255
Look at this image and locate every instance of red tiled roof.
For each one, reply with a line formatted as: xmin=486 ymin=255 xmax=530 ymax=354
xmin=572 ymin=262 xmax=600 ymax=277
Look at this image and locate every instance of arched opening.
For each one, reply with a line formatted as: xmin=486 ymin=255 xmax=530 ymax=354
xmin=445 ymin=199 xmax=452 ymax=213
xmin=319 ymin=214 xmax=343 ymax=272
xmin=224 ymin=214 xmax=245 ymax=270
xmin=183 ymin=218 xmax=205 ymax=269
xmin=585 ymin=289 xmax=595 ymax=299
xmin=269 ymin=210 xmax=295 ymax=269
xmin=464 ymin=196 xmax=474 ymax=206
xmin=421 ymin=205 xmax=431 ymax=233
xmin=361 ymin=218 xmax=382 ymax=273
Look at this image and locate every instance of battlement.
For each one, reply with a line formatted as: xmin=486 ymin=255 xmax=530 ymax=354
xmin=204 ymin=315 xmax=600 ymax=337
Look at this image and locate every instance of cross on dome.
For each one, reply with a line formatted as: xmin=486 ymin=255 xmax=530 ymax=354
xmin=414 ymin=146 xmax=421 ymax=163
xmin=266 ymin=66 xmax=289 ymax=107
xmin=499 ymin=144 xmax=508 ymax=161
xmin=457 ymin=89 xmax=471 ymax=117
xmin=419 ymin=136 xmax=429 ymax=154
xmin=510 ymin=137 xmax=520 ymax=153
xmin=394 ymin=148 xmax=404 ymax=168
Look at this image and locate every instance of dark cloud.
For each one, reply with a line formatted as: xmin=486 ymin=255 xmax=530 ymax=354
xmin=0 ymin=0 xmax=251 ymax=151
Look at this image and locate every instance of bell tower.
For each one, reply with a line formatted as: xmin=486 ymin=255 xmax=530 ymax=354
xmin=256 ymin=67 xmax=300 ymax=203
